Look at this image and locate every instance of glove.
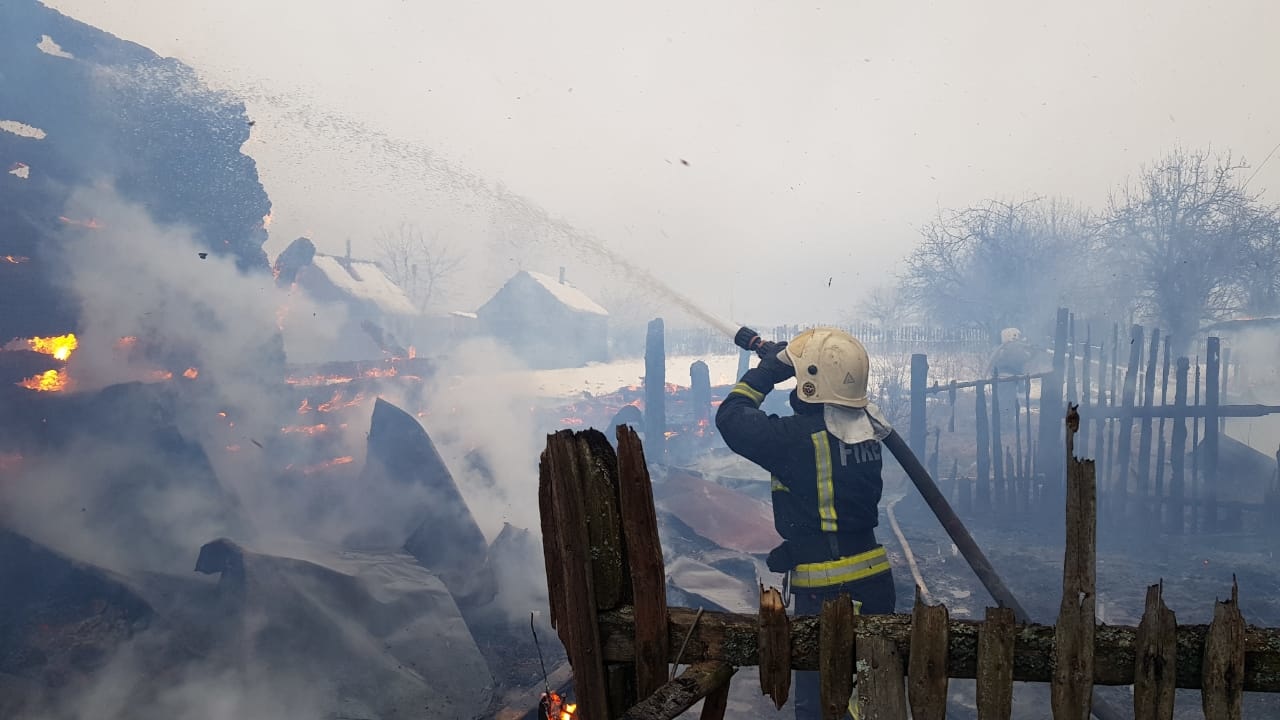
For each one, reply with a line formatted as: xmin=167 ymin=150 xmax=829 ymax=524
xmin=757 ymin=341 xmax=795 ymax=384
xmin=765 ymin=541 xmax=796 ymax=573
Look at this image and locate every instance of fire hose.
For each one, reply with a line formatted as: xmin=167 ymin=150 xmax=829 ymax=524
xmin=733 ymin=326 xmax=1122 ymax=720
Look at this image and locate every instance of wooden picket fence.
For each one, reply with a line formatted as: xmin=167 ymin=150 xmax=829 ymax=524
xmin=538 ymin=414 xmax=1280 ymax=720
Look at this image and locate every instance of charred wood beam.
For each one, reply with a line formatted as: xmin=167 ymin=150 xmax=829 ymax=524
xmin=922 ymin=371 xmax=1054 ymax=395
xmin=618 ymin=661 xmax=735 ymax=720
xmin=597 ymin=606 xmax=1280 ymax=691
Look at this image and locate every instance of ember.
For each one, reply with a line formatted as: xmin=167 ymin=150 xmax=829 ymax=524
xmin=316 ymin=390 xmax=365 ymax=413
xmin=2 ymin=255 xmax=29 ymax=264
xmin=540 ymin=692 xmax=578 ymax=720
xmin=297 ymin=455 xmax=355 ymax=474
xmin=19 ymin=369 xmax=68 ymax=392
xmin=281 ymin=423 xmax=330 ymax=435
xmin=182 ymin=367 xmax=199 ymax=379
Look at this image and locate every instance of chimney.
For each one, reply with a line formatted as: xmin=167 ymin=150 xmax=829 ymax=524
xmin=559 ymin=266 xmax=566 ymax=284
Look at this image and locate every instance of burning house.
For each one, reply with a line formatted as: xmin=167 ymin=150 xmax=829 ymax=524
xmin=476 ymin=268 xmax=609 ymax=369
xmin=273 ymin=236 xmax=420 ymax=361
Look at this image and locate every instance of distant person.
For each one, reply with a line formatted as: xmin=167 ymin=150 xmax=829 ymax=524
xmin=716 ymin=327 xmax=895 ymax=720
xmin=988 ymin=327 xmax=1034 ymax=376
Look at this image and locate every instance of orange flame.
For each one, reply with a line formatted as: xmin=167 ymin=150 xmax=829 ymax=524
xmin=149 ymin=370 xmax=174 ymax=381
xmin=281 ymin=423 xmax=329 ymax=436
xmin=19 ymin=369 xmax=68 ymax=392
xmin=262 ymin=212 xmax=274 ymax=229
xmin=2 ymin=255 xmax=29 ymax=264
xmin=25 ymin=334 xmax=77 ymax=361
xmin=182 ymin=367 xmax=199 ymax=379
xmin=114 ymin=336 xmax=138 ymax=350
xmin=298 ymin=456 xmax=354 ymax=474
xmin=57 ymin=216 xmax=104 ymax=230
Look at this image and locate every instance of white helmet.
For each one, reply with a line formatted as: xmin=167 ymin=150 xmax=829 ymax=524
xmin=784 ymin=327 xmax=870 ymax=408
xmin=1000 ymin=327 xmax=1023 ymax=344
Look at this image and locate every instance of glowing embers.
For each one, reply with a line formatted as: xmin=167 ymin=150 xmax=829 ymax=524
xmin=289 ymin=456 xmax=355 ymax=475
xmin=2 ymin=255 xmax=30 ymax=263
xmin=281 ymin=423 xmax=333 ymax=436
xmin=16 ymin=333 xmax=78 ymax=361
xmin=19 ymin=369 xmax=68 ymax=392
xmin=539 ymin=692 xmax=578 ymax=720
xmin=57 ymin=216 xmax=104 ymax=230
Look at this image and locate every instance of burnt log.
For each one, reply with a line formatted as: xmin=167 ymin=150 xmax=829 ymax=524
xmin=619 ymin=661 xmax=735 ymax=720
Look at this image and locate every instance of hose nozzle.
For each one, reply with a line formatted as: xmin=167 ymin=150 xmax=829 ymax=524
xmin=734 ymin=326 xmax=764 ymax=353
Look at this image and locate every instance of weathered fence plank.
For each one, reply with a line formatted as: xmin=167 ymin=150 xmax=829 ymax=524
xmin=541 ymin=431 xmax=611 ymax=719
xmin=619 ymin=661 xmax=735 ymax=720
xmin=698 ymin=676 xmax=731 ymax=720
xmin=1137 ymin=328 xmax=1160 ymax=506
xmin=908 ymin=593 xmax=949 ymax=720
xmin=758 ymin=585 xmax=791 ymax=710
xmin=1204 ymin=337 xmax=1221 ymax=532
xmin=1202 ymin=581 xmax=1245 ymax=720
xmin=977 ymin=606 xmax=1016 ymax=720
xmin=1113 ymin=324 xmax=1143 ymax=518
xmin=911 ymin=353 xmax=929 ymax=456
xmin=1037 ymin=307 xmax=1070 ymax=487
xmin=1169 ymin=357 xmax=1190 ymax=534
xmin=820 ymin=594 xmax=857 ymax=720
xmin=1080 ymin=327 xmax=1093 ymax=457
xmin=976 ymin=384 xmax=992 ymax=511
xmin=991 ymin=379 xmax=1007 ymax=514
xmin=1053 ymin=407 xmax=1096 ymax=720
xmin=616 ymin=425 xmax=669 ymax=700
xmin=857 ymin=634 xmax=909 ymax=720
xmin=1133 ymin=583 xmax=1176 ymax=720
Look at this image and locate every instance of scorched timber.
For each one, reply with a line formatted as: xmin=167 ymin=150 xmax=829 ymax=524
xmin=597 ymin=606 xmax=1280 ymax=691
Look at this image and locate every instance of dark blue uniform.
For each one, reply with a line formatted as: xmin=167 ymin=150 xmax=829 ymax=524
xmin=716 ymin=364 xmax=896 ymax=720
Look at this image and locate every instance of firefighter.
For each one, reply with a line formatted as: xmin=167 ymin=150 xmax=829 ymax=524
xmin=988 ymin=327 xmax=1033 ymax=376
xmin=716 ymin=327 xmax=895 ymax=720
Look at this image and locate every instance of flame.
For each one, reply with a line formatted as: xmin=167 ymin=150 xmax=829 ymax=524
xmin=262 ymin=212 xmax=274 ymax=229
xmin=114 ymin=336 xmax=138 ymax=350
xmin=25 ymin=334 xmax=77 ymax=361
xmin=2 ymin=255 xmax=29 ymax=264
xmin=297 ymin=455 xmax=354 ymax=474
xmin=286 ymin=373 xmax=356 ymax=386
xmin=57 ymin=216 xmax=104 ymax=230
xmin=362 ymin=366 xmax=398 ymax=379
xmin=0 ymin=452 xmax=23 ymax=472
xmin=149 ymin=370 xmax=174 ymax=381
xmin=281 ymin=423 xmax=329 ymax=436
xmin=664 ymin=430 xmax=678 ymax=439
xmin=317 ymin=390 xmax=365 ymax=413
xmin=182 ymin=367 xmax=200 ymax=379
xmin=19 ymin=369 xmax=68 ymax=392
xmin=297 ymin=398 xmax=312 ymax=414
xmin=408 ymin=346 xmax=416 ymax=359
xmin=540 ymin=692 xmax=578 ymax=720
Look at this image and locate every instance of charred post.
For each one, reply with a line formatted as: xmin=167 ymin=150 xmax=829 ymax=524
xmin=910 ymin=353 xmax=929 ymax=457
xmin=1137 ymin=328 xmax=1161 ymax=519
xmin=644 ymin=318 xmax=666 ymax=462
xmin=618 ymin=661 xmax=735 ymax=720
xmin=758 ymin=586 xmax=792 ymax=710
xmin=1113 ymin=324 xmax=1143 ymax=519
xmin=1204 ymin=337 xmax=1221 ymax=533
xmin=976 ymin=384 xmax=992 ymax=512
xmin=616 ymin=426 xmax=669 ymax=701
xmin=977 ymin=607 xmax=1016 ymax=720
xmin=1168 ymin=358 xmax=1190 ymax=535
xmin=1053 ymin=406 xmax=1096 ymax=720
xmin=1133 ymin=583 xmax=1177 ymax=720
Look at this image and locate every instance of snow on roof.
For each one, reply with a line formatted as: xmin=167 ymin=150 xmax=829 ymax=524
xmin=523 ymin=270 xmax=608 ymax=316
xmin=450 ymin=311 xmax=478 ymax=319
xmin=311 ymin=254 xmax=419 ymax=316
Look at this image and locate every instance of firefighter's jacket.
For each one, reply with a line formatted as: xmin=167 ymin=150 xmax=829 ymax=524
xmin=715 ymin=366 xmax=885 ymax=567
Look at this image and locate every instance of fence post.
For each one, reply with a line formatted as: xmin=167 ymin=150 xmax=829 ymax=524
xmin=990 ymin=380 xmax=1006 ymax=516
xmin=1037 ymin=308 xmax=1070 ymax=496
xmin=1137 ymin=328 xmax=1161 ymax=527
xmin=1205 ymin=337 xmax=1221 ymax=533
xmin=644 ymin=318 xmax=666 ymax=462
xmin=1114 ymin=324 xmax=1143 ymax=520
xmin=1154 ymin=336 xmax=1172 ymax=526
xmin=1169 ymin=358 xmax=1190 ymax=535
xmin=1053 ymin=408 xmax=1096 ymax=720
xmin=690 ymin=360 xmax=711 ymax=427
xmin=1080 ymin=326 xmax=1092 ymax=458
xmin=976 ymin=384 xmax=992 ymax=512
xmin=910 ymin=353 xmax=929 ymax=457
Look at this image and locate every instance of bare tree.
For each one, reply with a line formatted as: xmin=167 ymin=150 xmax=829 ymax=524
xmin=1102 ymin=148 xmax=1280 ymax=349
xmin=851 ymin=284 xmax=913 ymax=329
xmin=374 ymin=222 xmax=464 ymax=313
xmin=899 ymin=197 xmax=1098 ymax=344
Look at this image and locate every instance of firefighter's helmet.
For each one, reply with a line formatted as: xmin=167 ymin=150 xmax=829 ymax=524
xmin=784 ymin=327 xmax=870 ymax=408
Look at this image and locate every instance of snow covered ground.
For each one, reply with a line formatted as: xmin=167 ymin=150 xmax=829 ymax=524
xmin=492 ymin=353 xmax=797 ymax=399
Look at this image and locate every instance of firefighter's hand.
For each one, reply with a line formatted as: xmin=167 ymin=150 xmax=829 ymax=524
xmin=757 ymin=342 xmax=795 ymax=384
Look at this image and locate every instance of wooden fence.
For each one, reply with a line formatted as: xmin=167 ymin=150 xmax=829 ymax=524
xmin=908 ymin=308 xmax=1280 ymax=532
xmin=664 ymin=324 xmax=991 ymax=358
xmin=538 ymin=414 xmax=1280 ymax=720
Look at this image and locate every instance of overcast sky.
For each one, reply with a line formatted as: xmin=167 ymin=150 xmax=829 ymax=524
xmin=45 ymin=0 xmax=1280 ymax=327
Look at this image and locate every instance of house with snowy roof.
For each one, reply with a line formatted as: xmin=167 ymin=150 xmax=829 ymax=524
xmin=476 ymin=268 xmax=609 ymax=369
xmin=272 ymin=236 xmax=418 ymax=361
